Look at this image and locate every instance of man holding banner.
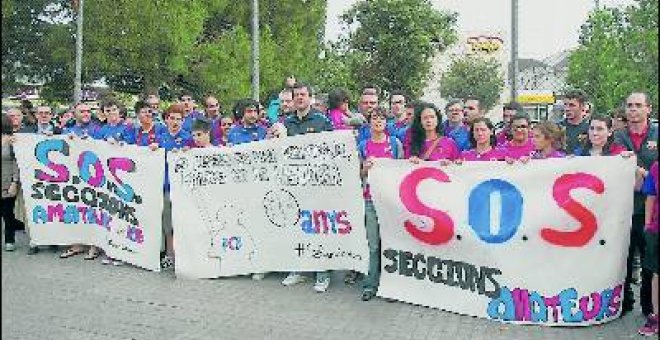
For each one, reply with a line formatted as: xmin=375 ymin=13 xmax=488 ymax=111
xmin=281 ymin=82 xmax=335 ymax=292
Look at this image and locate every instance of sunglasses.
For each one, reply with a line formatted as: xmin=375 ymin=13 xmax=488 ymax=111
xmin=513 ymin=124 xmax=529 ymax=129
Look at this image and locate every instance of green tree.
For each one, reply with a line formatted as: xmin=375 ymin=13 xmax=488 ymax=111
xmin=567 ymin=0 xmax=658 ymax=115
xmin=440 ymin=56 xmax=504 ymax=111
xmin=337 ymin=0 xmax=457 ymax=97
xmin=2 ymin=0 xmax=74 ymax=97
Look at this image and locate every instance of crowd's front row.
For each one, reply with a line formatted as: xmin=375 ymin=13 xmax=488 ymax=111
xmin=1 ymin=86 xmax=658 ymax=336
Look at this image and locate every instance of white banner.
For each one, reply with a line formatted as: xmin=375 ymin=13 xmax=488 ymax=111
xmin=370 ymin=157 xmax=636 ymax=326
xmin=169 ymin=131 xmax=368 ymax=279
xmin=14 ymin=134 xmax=165 ymax=271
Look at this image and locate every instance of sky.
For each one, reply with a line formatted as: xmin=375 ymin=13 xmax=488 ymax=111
xmin=325 ymin=0 xmax=636 ymax=60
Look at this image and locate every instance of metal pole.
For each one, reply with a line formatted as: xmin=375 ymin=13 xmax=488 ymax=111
xmin=73 ymin=0 xmax=84 ymax=103
xmin=595 ymin=0 xmax=600 ymax=9
xmin=251 ymin=0 xmax=260 ymax=101
xmin=510 ymin=0 xmax=518 ymax=102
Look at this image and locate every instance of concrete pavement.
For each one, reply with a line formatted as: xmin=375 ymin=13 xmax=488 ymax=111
xmin=2 ymin=232 xmax=647 ymax=340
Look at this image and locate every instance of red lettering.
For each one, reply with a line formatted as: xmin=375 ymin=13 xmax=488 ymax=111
xmin=399 ymin=167 xmax=454 ymax=245
xmin=336 ymin=211 xmax=352 ymax=234
xmin=541 ymin=173 xmax=604 ymax=247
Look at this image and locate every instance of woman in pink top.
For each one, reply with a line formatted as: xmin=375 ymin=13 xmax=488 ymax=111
xmin=461 ymin=118 xmax=507 ymax=161
xmin=405 ymin=101 xmax=459 ymax=163
xmin=327 ymin=88 xmax=362 ymax=130
xmin=527 ymin=120 xmax=566 ymax=160
xmin=501 ymin=113 xmax=535 ymax=160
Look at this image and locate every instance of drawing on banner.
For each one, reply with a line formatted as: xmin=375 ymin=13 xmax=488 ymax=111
xmin=263 ymin=189 xmax=300 ymax=228
xmin=190 ymin=187 xmax=257 ymax=261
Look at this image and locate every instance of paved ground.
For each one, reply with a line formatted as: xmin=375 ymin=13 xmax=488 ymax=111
xmin=2 ymin=231 xmax=648 ymax=340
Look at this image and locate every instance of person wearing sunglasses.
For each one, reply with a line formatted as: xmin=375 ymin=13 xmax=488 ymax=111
xmin=501 ymin=113 xmax=535 ymax=161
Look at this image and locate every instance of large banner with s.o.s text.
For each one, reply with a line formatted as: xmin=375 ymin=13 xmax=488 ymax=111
xmin=369 ymin=156 xmax=636 ymax=326
xmin=13 ymin=134 xmax=165 ymax=271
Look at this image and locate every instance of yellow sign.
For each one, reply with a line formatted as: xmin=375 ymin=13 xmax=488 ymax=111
xmin=516 ymin=93 xmax=555 ymax=104
xmin=466 ymin=36 xmax=504 ymax=55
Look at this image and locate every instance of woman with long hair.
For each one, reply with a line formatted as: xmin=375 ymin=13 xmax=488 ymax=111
xmin=405 ymin=101 xmax=459 ymax=163
xmin=528 ymin=120 xmax=566 ymax=160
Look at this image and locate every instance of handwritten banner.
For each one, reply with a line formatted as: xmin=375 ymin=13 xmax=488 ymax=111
xmin=14 ymin=134 xmax=165 ymax=271
xmin=169 ymin=131 xmax=368 ymax=279
xmin=369 ymin=157 xmax=636 ymax=326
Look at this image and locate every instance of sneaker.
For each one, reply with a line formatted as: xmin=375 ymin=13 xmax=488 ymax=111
xmin=361 ymin=288 xmax=376 ymax=301
xmin=313 ymin=277 xmax=330 ymax=293
xmin=101 ymin=257 xmax=113 ymax=265
xmin=638 ymin=314 xmax=659 ymax=336
xmin=112 ymin=260 xmax=123 ymax=266
xmin=27 ymin=246 xmax=39 ymax=255
xmin=282 ymin=273 xmax=306 ymax=286
xmin=161 ymin=256 xmax=174 ymax=270
xmin=344 ymin=270 xmax=359 ymax=285
xmin=4 ymin=243 xmax=15 ymax=252
xmin=252 ymin=273 xmax=265 ymax=281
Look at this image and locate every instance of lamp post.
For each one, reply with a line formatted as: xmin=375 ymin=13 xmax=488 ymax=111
xmin=73 ymin=0 xmax=84 ymax=104
xmin=510 ymin=0 xmax=519 ymax=102
xmin=251 ymin=0 xmax=260 ymax=101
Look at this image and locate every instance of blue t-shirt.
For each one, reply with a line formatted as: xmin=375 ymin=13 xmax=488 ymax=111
xmin=157 ymin=129 xmax=193 ymax=192
xmin=227 ymin=124 xmax=268 ymax=145
xmin=64 ymin=122 xmax=101 ymax=139
xmin=96 ymin=122 xmax=131 ymax=142
xmin=123 ymin=123 xmax=167 ymax=146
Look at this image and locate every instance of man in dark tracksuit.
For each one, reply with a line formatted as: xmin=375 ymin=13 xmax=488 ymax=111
xmin=614 ymin=92 xmax=659 ymax=317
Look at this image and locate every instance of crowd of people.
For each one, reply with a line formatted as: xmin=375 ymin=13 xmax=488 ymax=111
xmin=1 ymin=81 xmax=658 ymax=335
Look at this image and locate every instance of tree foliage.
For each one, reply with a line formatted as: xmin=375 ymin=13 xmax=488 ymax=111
xmin=336 ymin=0 xmax=457 ymax=98
xmin=2 ymin=0 xmax=328 ymax=106
xmin=440 ymin=56 xmax=504 ymax=111
xmin=567 ymin=0 xmax=658 ymax=115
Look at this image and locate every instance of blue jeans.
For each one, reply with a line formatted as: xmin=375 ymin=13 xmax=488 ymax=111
xmin=362 ymin=201 xmax=380 ymax=291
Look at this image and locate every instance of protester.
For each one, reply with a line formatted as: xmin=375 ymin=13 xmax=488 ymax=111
xmin=441 ymin=99 xmax=471 ymax=151
xmin=60 ymin=103 xmax=103 ymax=260
xmin=638 ymin=161 xmax=658 ymax=336
xmin=460 ymin=118 xmax=506 ymax=161
xmin=614 ymin=91 xmax=658 ymax=317
xmin=327 ymin=88 xmax=360 ymax=130
xmin=561 ymin=89 xmax=590 ymax=155
xmin=20 ymin=105 xmax=62 ymax=136
xmin=204 ymin=95 xmax=222 ymax=122
xmin=528 ymin=120 xmax=566 ymax=160
xmin=153 ymin=104 xmax=193 ymax=269
xmin=281 ymin=82 xmax=334 ymax=292
xmin=356 ymin=108 xmax=404 ymax=301
xmin=463 ymin=97 xmax=484 ymax=123
xmin=574 ymin=115 xmax=626 ymax=156
xmin=96 ymin=99 xmax=131 ymax=142
xmin=213 ymin=115 xmax=234 ymax=146
xmin=189 ymin=118 xmax=214 ymax=148
xmin=63 ymin=103 xmax=101 ymax=138
xmin=495 ymin=102 xmax=523 ymax=145
xmin=227 ymin=99 xmax=268 ymax=145
xmin=1 ymin=113 xmax=23 ymax=252
xmin=405 ymin=101 xmax=460 ymax=163
xmin=7 ymin=108 xmax=25 ymax=133
xmin=612 ymin=107 xmax=628 ymax=132
xmin=124 ymin=101 xmax=166 ymax=146
xmin=18 ymin=105 xmax=62 ymax=255
xmin=501 ymin=113 xmax=535 ymax=161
